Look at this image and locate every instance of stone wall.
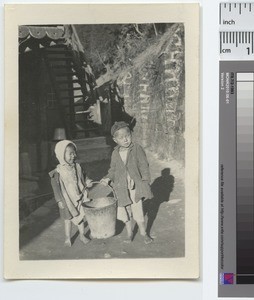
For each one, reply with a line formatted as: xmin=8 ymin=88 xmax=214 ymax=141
xmin=117 ymin=24 xmax=185 ymax=162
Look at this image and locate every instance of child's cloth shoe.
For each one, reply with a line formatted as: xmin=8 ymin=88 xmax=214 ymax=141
xmin=64 ymin=239 xmax=72 ymax=247
xmin=80 ymin=235 xmax=90 ymax=245
xmin=144 ymin=234 xmax=153 ymax=244
xmin=123 ymin=235 xmax=133 ymax=243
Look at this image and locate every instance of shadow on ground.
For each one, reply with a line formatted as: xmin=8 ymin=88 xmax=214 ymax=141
xmin=19 ymin=199 xmax=59 ymax=249
xmin=132 ymin=168 xmax=175 ymax=238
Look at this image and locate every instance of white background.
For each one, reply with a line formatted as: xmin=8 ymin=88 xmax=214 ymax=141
xmin=0 ymin=0 xmax=249 ymax=299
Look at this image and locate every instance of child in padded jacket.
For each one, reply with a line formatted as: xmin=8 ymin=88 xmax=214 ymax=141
xmin=101 ymin=121 xmax=154 ymax=244
xmin=49 ymin=140 xmax=92 ymax=247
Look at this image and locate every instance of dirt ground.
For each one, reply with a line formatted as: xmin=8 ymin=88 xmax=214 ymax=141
xmin=19 ymin=151 xmax=185 ymax=260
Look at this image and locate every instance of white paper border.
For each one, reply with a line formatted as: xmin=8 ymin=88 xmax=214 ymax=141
xmin=4 ymin=3 xmax=199 ymax=279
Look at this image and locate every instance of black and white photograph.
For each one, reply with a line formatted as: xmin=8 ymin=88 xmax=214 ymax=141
xmin=5 ymin=4 xmax=199 ymax=279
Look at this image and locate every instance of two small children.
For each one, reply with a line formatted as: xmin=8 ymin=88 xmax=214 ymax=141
xmin=50 ymin=121 xmax=153 ymax=246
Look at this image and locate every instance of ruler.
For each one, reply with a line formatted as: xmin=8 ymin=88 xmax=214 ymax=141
xmin=218 ymin=3 xmax=254 ymax=298
xmin=219 ymin=2 xmax=254 ymax=59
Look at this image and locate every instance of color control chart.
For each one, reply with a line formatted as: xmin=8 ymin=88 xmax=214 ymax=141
xmin=219 ymin=3 xmax=254 ymax=298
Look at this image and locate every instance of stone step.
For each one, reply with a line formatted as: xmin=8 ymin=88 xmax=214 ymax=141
xmin=76 ymin=144 xmax=112 ymax=163
xmin=73 ymin=136 xmax=108 ymax=148
xmin=19 ymin=193 xmax=54 ymax=221
xmin=73 ymin=137 xmax=112 ymax=162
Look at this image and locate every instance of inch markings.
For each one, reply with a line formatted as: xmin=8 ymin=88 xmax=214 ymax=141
xmin=220 ymin=2 xmax=254 ymax=27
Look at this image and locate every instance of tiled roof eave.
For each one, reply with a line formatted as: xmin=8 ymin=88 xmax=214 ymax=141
xmin=19 ymin=25 xmax=65 ymax=41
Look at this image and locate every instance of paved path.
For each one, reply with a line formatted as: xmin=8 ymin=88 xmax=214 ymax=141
xmin=20 ymin=152 xmax=185 ymax=260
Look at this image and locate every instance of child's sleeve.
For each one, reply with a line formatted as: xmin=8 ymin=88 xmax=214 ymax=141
xmin=136 ymin=145 xmax=151 ymax=183
xmin=105 ymin=151 xmax=116 ymax=182
xmin=49 ymin=171 xmax=65 ymax=204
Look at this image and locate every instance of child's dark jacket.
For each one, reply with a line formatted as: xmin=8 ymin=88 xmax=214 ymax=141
xmin=106 ymin=143 xmax=153 ymax=207
xmin=49 ymin=169 xmax=77 ymax=220
xmin=49 ymin=169 xmax=74 ymax=220
xmin=49 ymin=163 xmax=87 ymax=220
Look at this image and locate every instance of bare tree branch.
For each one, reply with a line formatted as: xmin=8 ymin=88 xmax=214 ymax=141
xmin=133 ymin=24 xmax=144 ymax=36
xmin=96 ymin=50 xmax=107 ymax=67
xmin=153 ymin=23 xmax=158 ymax=36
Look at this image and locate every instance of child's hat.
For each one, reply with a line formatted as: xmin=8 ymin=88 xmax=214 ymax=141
xmin=111 ymin=121 xmax=129 ymax=136
xmin=55 ymin=140 xmax=76 ymax=165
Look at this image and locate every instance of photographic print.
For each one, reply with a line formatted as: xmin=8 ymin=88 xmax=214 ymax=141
xmin=5 ymin=4 xmax=199 ymax=279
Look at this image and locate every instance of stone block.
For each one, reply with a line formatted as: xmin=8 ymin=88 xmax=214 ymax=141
xmin=164 ymin=69 xmax=176 ymax=76
xmin=174 ymin=52 xmax=184 ymax=59
xmin=166 ymin=80 xmax=178 ymax=88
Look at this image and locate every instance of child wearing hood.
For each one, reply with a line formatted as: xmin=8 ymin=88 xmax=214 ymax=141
xmin=49 ymin=140 xmax=92 ymax=247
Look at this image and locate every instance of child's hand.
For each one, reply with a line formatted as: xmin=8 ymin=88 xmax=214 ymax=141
xmin=58 ymin=201 xmax=64 ymax=209
xmin=86 ymin=179 xmax=93 ymax=188
xmin=100 ymin=178 xmax=110 ymax=186
xmin=82 ymin=189 xmax=91 ymax=202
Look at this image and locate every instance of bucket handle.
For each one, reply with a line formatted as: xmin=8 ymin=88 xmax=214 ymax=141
xmin=88 ymin=181 xmax=117 ymax=201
